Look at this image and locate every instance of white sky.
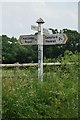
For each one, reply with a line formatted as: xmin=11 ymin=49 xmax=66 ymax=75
xmin=0 ymin=1 xmax=79 ymax=38
xmin=0 ymin=0 xmax=79 ymax=2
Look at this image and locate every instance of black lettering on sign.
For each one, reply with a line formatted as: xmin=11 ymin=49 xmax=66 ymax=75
xmin=45 ymin=36 xmax=58 ymax=39
xmin=23 ymin=37 xmax=34 ymax=40
xmin=46 ymin=40 xmax=56 ymax=43
xmin=59 ymin=37 xmax=62 ymax=41
xmin=25 ymin=40 xmax=32 ymax=43
xmin=22 ymin=35 xmax=35 ymax=40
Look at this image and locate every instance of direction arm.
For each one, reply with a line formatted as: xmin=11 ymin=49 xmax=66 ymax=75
xmin=63 ymin=34 xmax=68 ymax=44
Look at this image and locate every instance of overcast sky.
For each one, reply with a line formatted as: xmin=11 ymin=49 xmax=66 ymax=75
xmin=1 ymin=1 xmax=78 ymax=38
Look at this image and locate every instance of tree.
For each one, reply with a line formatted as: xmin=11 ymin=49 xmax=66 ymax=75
xmin=2 ymin=29 xmax=80 ymax=64
xmin=2 ymin=35 xmax=18 ymax=63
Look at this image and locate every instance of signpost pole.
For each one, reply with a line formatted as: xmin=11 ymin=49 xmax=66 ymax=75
xmin=36 ymin=18 xmax=45 ymax=81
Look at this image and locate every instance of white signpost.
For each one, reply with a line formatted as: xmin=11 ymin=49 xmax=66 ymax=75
xmin=31 ymin=25 xmax=38 ymax=31
xmin=36 ymin=18 xmax=44 ymax=81
xmin=19 ymin=35 xmax=37 ymax=45
xmin=43 ymin=33 xmax=67 ymax=45
xmin=19 ymin=18 xmax=68 ymax=81
xmin=31 ymin=25 xmax=51 ymax=35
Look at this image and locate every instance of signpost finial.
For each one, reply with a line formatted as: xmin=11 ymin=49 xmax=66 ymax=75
xmin=36 ymin=18 xmax=45 ymax=24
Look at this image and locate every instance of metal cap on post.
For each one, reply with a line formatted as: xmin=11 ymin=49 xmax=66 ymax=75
xmin=36 ymin=18 xmax=45 ymax=24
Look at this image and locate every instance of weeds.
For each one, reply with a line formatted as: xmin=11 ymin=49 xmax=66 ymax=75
xmin=2 ymin=63 xmax=78 ymax=119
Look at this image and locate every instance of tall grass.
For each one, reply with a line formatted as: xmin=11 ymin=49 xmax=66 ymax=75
xmin=2 ymin=63 xmax=78 ymax=119
xmin=2 ymin=51 xmax=79 ymax=119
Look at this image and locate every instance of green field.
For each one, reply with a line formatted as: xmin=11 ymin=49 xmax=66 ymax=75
xmin=2 ymin=52 xmax=79 ymax=119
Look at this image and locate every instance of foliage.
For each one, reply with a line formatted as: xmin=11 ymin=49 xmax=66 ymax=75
xmin=2 ymin=35 xmax=18 ymax=63
xmin=2 ymin=29 xmax=80 ymax=64
xmin=2 ymin=53 xmax=79 ymax=119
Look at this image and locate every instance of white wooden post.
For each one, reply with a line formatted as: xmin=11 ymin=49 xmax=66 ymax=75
xmin=36 ymin=18 xmax=44 ymax=81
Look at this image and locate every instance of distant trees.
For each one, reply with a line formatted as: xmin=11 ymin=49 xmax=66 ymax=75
xmin=2 ymin=35 xmax=38 ymax=64
xmin=44 ymin=29 xmax=80 ymax=59
xmin=2 ymin=29 xmax=80 ymax=64
xmin=2 ymin=35 xmax=18 ymax=63
xmin=63 ymin=29 xmax=79 ymax=52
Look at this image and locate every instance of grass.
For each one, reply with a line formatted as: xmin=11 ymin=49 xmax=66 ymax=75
xmin=2 ymin=63 xmax=79 ymax=119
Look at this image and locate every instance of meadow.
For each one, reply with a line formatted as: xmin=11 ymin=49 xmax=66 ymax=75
xmin=2 ymin=51 xmax=79 ymax=119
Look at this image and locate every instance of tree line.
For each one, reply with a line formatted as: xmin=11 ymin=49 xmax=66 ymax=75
xmin=1 ymin=29 xmax=80 ymax=64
